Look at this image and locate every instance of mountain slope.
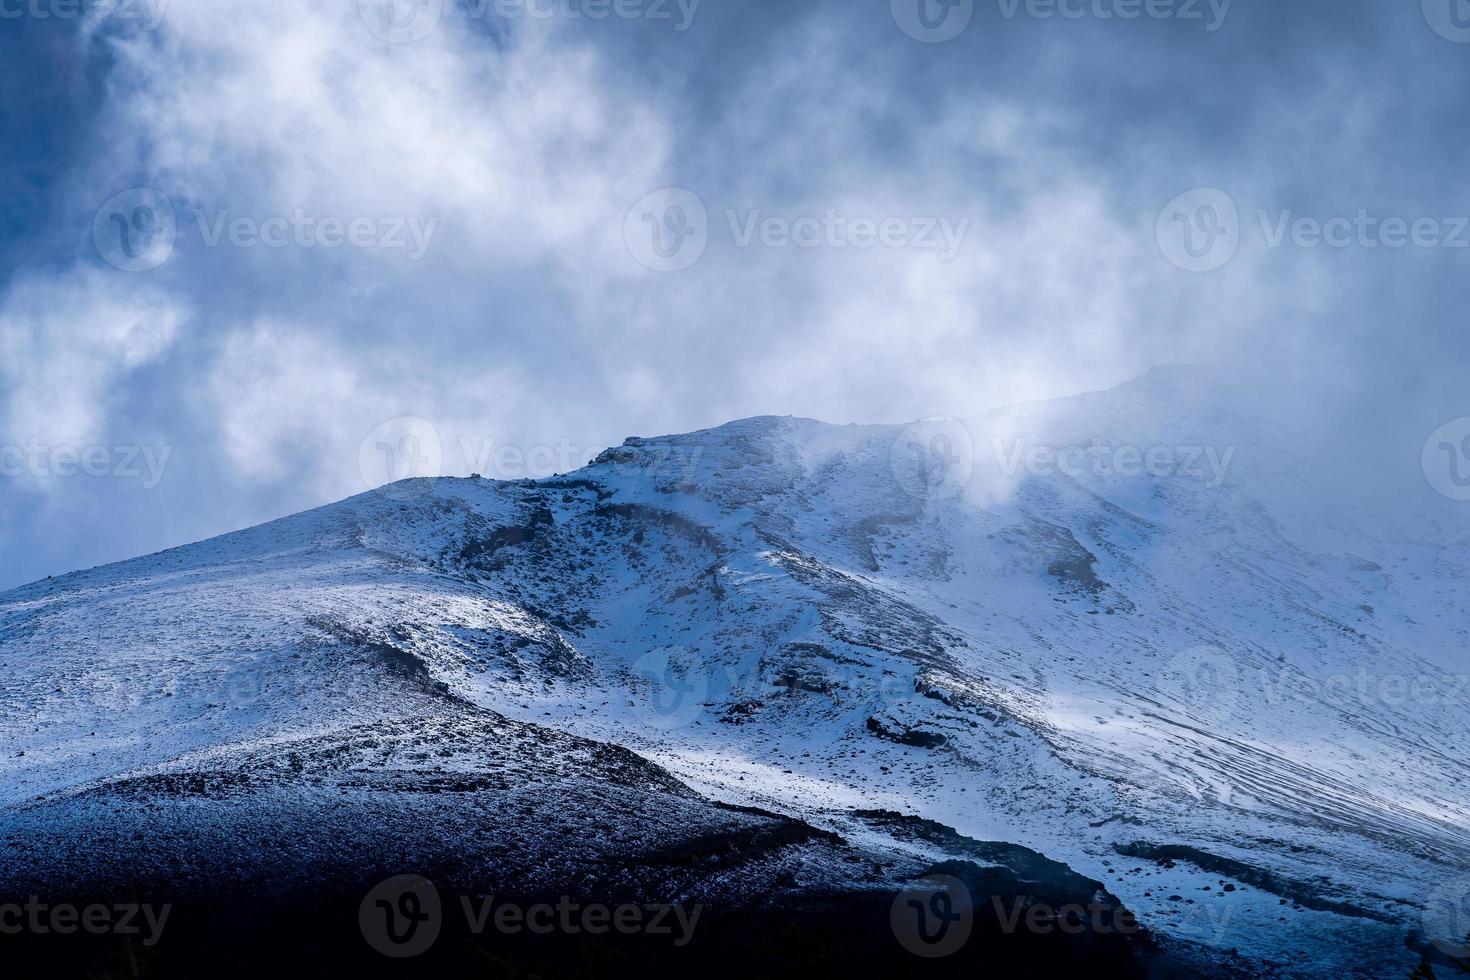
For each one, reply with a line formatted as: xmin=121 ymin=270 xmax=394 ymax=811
xmin=2 ymin=368 xmax=1466 ymax=977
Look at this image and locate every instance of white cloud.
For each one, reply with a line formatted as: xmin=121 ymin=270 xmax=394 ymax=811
xmin=98 ymin=3 xmax=671 ymax=280
xmin=0 ymin=268 xmax=185 ymax=453
xmin=206 ymin=318 xmax=541 ymax=499
xmin=206 ymin=321 xmax=359 ymax=488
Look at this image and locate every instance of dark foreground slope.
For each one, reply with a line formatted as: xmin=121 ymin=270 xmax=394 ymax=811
xmin=0 ymin=708 xmax=1227 ymax=978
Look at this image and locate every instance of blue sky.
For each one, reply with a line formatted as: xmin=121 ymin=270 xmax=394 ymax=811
xmin=1 ymin=0 xmax=1469 ymax=590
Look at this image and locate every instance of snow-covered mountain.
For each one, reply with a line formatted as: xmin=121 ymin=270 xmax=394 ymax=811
xmin=3 ymin=367 xmax=1467 ymax=977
